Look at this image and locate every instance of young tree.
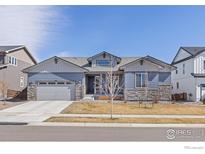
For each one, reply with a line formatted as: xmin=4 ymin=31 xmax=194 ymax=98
xmin=97 ymin=56 xmax=124 ymax=119
xmin=0 ymin=81 xmax=8 ymax=105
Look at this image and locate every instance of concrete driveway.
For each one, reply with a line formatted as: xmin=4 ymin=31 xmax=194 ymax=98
xmin=0 ymin=101 xmax=73 ymax=123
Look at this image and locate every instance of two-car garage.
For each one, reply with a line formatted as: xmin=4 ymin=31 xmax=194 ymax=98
xmin=24 ymin=56 xmax=86 ymax=101
xmin=36 ymin=81 xmax=75 ymax=101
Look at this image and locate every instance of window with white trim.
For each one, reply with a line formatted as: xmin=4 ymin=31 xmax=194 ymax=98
xmin=96 ymin=60 xmax=111 ymax=66
xmin=20 ymin=77 xmax=24 ymax=88
xmin=8 ymin=56 xmax=17 ymax=66
xmin=135 ymin=73 xmax=146 ymax=87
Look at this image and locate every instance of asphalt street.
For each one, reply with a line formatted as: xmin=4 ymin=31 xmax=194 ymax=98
xmin=0 ymin=125 xmax=205 ymax=141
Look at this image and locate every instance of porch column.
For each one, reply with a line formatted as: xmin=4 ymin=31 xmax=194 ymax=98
xmin=100 ymin=73 xmax=102 ymax=94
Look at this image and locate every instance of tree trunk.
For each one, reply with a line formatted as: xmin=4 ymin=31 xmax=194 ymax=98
xmin=111 ymin=97 xmax=113 ymax=119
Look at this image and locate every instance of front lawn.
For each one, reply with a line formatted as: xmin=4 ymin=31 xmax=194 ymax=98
xmin=62 ymin=101 xmax=205 ymax=115
xmin=46 ymin=117 xmax=205 ymax=124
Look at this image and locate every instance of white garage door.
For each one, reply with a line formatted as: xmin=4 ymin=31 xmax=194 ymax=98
xmin=37 ymin=86 xmax=72 ymax=101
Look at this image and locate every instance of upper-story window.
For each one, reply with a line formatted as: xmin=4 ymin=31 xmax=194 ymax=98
xmin=8 ymin=56 xmax=17 ymax=66
xmin=176 ymin=82 xmax=179 ymax=89
xmin=96 ymin=60 xmax=111 ymax=66
xmin=183 ymin=63 xmax=185 ymax=74
xmin=176 ymin=69 xmax=178 ymax=74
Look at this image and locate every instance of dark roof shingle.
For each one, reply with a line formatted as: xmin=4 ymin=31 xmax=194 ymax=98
xmin=0 ymin=45 xmax=24 ymax=52
xmin=181 ymin=47 xmax=205 ymax=56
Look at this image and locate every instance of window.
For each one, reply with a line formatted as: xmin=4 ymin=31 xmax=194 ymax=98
xmin=96 ymin=60 xmax=111 ymax=66
xmin=38 ymin=82 xmax=47 ymax=85
xmin=57 ymin=82 xmax=65 ymax=85
xmin=8 ymin=56 xmax=17 ymax=66
xmin=204 ymin=61 xmax=205 ymax=70
xmin=176 ymin=82 xmax=179 ymax=89
xmin=48 ymin=82 xmax=56 ymax=85
xmin=176 ymin=69 xmax=178 ymax=74
xmin=183 ymin=63 xmax=185 ymax=74
xmin=135 ymin=73 xmax=146 ymax=87
xmin=20 ymin=77 xmax=24 ymax=88
xmin=8 ymin=56 xmax=11 ymax=64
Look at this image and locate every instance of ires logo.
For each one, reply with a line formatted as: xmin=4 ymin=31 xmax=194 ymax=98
xmin=166 ymin=129 xmax=192 ymax=140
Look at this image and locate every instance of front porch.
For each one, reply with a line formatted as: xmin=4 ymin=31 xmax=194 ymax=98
xmin=85 ymin=73 xmax=124 ymax=100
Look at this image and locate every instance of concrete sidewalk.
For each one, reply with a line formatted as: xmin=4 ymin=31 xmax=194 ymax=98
xmin=54 ymin=113 xmax=205 ymax=119
xmin=29 ymin=122 xmax=205 ymax=128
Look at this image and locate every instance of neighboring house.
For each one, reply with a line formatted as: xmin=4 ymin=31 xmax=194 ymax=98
xmin=171 ymin=47 xmax=205 ymax=102
xmin=23 ymin=51 xmax=173 ymax=101
xmin=0 ymin=45 xmax=37 ymax=99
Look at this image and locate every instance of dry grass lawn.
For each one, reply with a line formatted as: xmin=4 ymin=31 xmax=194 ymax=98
xmin=62 ymin=101 xmax=205 ymax=115
xmin=46 ymin=117 xmax=205 ymax=124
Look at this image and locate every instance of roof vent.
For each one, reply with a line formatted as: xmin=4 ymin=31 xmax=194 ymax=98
xmin=54 ymin=58 xmax=58 ymax=64
xmin=103 ymin=52 xmax=106 ymax=58
xmin=140 ymin=59 xmax=143 ymax=65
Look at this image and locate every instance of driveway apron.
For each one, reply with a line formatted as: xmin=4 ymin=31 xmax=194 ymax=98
xmin=0 ymin=101 xmax=72 ymax=123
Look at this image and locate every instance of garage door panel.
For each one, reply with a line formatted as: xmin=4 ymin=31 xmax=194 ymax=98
xmin=37 ymin=86 xmax=73 ymax=101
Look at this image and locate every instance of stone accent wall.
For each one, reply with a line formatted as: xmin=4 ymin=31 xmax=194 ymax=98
xmin=27 ymin=84 xmax=37 ymax=101
xmin=125 ymin=85 xmax=171 ymax=101
xmin=159 ymin=85 xmax=171 ymax=101
xmin=75 ymin=83 xmax=84 ymax=100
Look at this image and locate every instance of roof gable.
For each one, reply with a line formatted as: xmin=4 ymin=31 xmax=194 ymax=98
xmin=87 ymin=51 xmax=121 ymax=62
xmin=120 ymin=55 xmax=173 ymax=69
xmin=0 ymin=45 xmax=37 ymax=64
xmin=172 ymin=47 xmax=205 ymax=65
xmin=172 ymin=48 xmax=192 ymax=64
xmin=182 ymin=47 xmax=205 ymax=56
xmin=23 ymin=56 xmax=88 ymax=73
xmin=0 ymin=45 xmax=23 ymax=52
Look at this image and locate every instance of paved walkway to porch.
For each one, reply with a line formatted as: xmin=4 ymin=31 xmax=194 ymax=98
xmin=54 ymin=114 xmax=205 ymax=119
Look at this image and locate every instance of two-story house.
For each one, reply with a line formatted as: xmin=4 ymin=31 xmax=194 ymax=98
xmin=171 ymin=47 xmax=205 ymax=102
xmin=0 ymin=46 xmax=37 ymax=100
xmin=23 ymin=51 xmax=174 ymax=101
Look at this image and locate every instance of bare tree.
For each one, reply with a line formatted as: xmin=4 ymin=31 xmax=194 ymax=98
xmin=97 ymin=56 xmax=124 ymax=119
xmin=0 ymin=81 xmax=8 ymax=105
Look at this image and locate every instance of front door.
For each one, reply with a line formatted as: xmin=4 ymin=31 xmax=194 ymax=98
xmin=86 ymin=76 xmax=94 ymax=94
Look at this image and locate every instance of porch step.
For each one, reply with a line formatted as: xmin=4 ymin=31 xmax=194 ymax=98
xmin=82 ymin=95 xmax=95 ymax=101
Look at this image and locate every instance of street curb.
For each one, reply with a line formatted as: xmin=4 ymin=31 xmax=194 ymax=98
xmin=0 ymin=122 xmax=28 ymax=125
xmin=55 ymin=114 xmax=205 ymax=119
xmin=28 ymin=122 xmax=205 ymax=128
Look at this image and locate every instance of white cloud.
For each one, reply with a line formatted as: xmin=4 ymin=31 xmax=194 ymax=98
xmin=58 ymin=51 xmax=73 ymax=57
xmin=0 ymin=6 xmax=67 ymax=60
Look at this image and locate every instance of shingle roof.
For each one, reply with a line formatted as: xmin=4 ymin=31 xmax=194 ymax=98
xmin=0 ymin=45 xmax=24 ymax=52
xmin=61 ymin=56 xmax=140 ymax=72
xmin=0 ymin=45 xmax=37 ymax=64
xmin=181 ymin=47 xmax=205 ymax=56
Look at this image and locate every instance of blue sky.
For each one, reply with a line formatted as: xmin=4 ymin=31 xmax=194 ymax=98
xmin=1 ymin=6 xmax=205 ymax=63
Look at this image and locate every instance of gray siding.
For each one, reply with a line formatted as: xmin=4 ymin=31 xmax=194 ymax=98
xmin=91 ymin=53 xmax=118 ymax=67
xmin=0 ymin=58 xmax=33 ymax=91
xmin=25 ymin=57 xmax=87 ymax=73
xmin=28 ymin=72 xmax=84 ymax=84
